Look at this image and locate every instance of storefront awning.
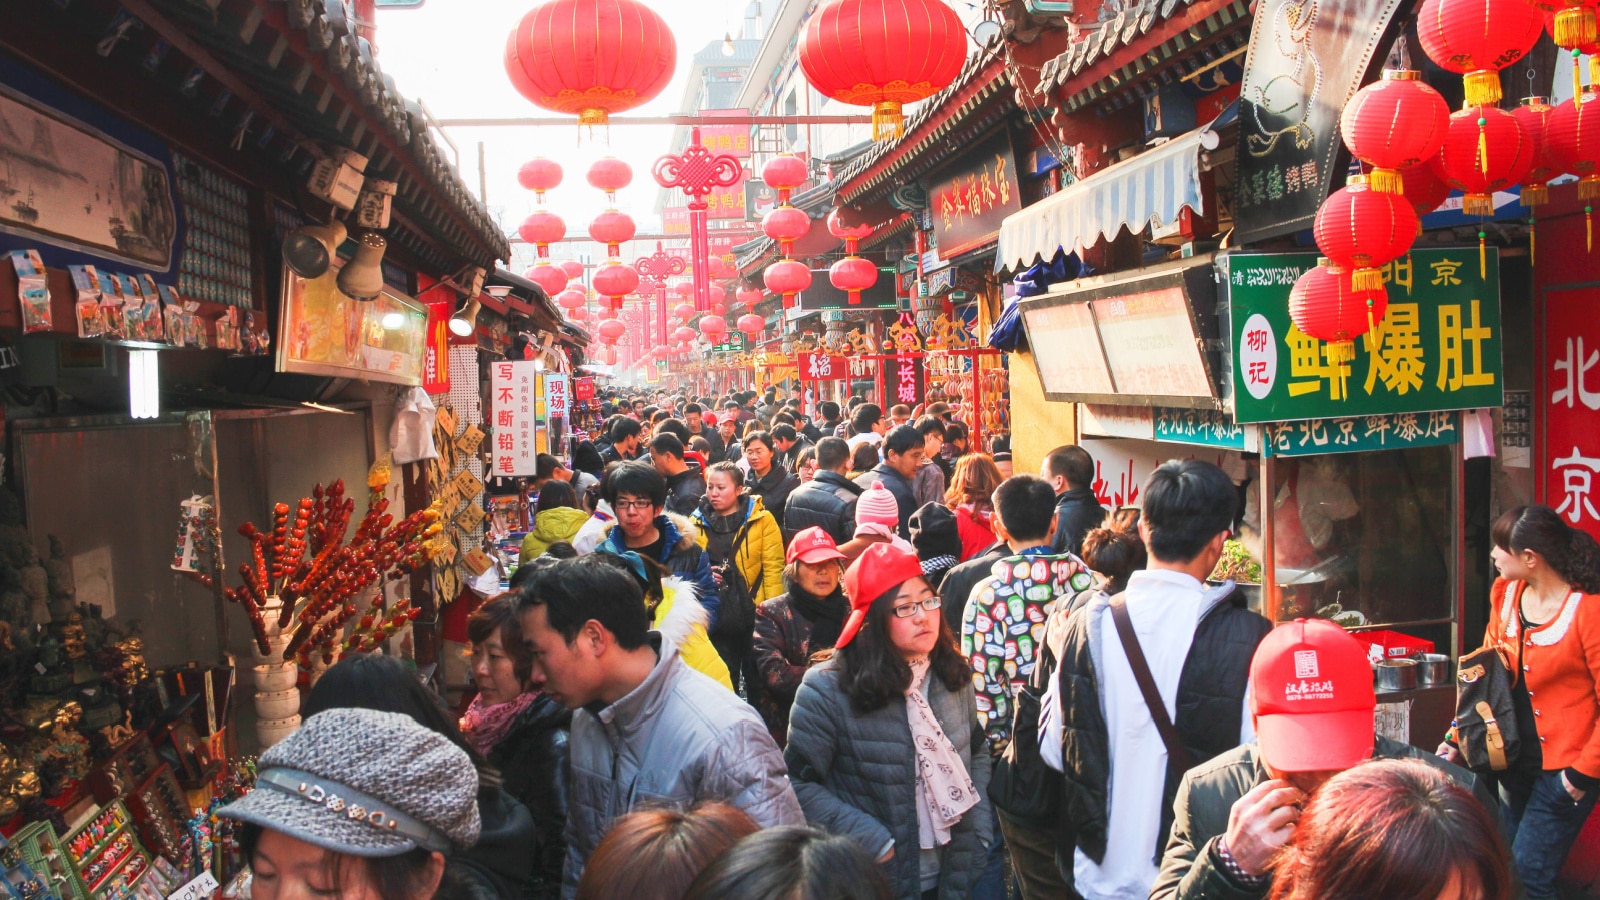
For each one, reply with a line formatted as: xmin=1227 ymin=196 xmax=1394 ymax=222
xmin=996 ymin=127 xmax=1214 ymax=272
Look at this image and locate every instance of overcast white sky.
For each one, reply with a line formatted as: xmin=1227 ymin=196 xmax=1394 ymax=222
xmin=372 ymin=0 xmax=738 ymax=269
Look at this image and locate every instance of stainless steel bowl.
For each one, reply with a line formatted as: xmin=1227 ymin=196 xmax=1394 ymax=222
xmin=1415 ymin=653 xmax=1451 ymax=686
xmin=1374 ymin=659 xmax=1419 ymax=693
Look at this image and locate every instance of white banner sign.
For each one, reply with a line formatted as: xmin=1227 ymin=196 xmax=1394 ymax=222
xmin=492 ymin=360 xmax=539 ymax=476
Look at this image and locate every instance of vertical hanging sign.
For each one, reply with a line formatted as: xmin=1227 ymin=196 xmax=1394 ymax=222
xmin=545 ymin=373 xmax=569 ymax=457
xmin=883 ymin=353 xmax=925 ymax=406
xmin=491 ymin=360 xmax=539 ymax=477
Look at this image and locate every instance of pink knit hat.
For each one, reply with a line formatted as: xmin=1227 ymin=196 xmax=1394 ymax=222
xmin=855 ymin=481 xmax=900 ymax=530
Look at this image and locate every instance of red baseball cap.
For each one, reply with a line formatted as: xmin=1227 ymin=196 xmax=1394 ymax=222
xmin=1250 ymin=618 xmax=1376 ymax=772
xmin=787 ymin=526 xmax=848 ymax=565
xmin=837 ymin=543 xmax=925 ymax=648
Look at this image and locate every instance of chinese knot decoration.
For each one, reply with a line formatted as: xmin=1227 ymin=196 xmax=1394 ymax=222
xmin=761 ymin=155 xmax=812 ymax=309
xmin=653 ymin=126 xmax=744 ymax=312
xmin=505 ymin=0 xmax=676 ymax=128
xmin=798 ymin=0 xmax=967 ymax=140
xmin=635 ymin=242 xmax=687 ymax=344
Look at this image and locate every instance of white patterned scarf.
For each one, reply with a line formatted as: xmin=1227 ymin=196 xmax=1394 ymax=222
xmin=907 ymin=657 xmax=979 ymax=849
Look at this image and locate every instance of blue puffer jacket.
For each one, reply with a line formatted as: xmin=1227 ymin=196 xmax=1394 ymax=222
xmin=599 ymin=513 xmax=720 ymax=627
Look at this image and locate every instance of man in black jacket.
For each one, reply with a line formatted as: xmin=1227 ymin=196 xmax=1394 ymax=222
xmin=862 ymin=425 xmax=923 ymax=539
xmin=600 ymin=417 xmax=644 ymax=466
xmin=682 ymin=402 xmax=725 ymax=462
xmin=648 ymin=433 xmax=705 ymax=517
xmin=1054 ymin=460 xmax=1270 ymax=899
xmin=782 ymin=437 xmax=862 ymax=544
xmin=1043 ymin=444 xmax=1107 ymax=556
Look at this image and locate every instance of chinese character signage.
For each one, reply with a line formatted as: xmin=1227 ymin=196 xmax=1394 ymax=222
xmin=696 ymin=117 xmax=751 ymax=158
xmin=573 ymin=376 xmax=596 ymax=401
xmin=1154 ymin=407 xmax=1255 ymax=451
xmin=491 ymin=360 xmax=538 ymax=476
xmin=1263 ymin=412 xmax=1460 ymax=456
xmin=1544 ymin=284 xmax=1600 ymax=535
xmin=663 ymin=208 xmax=690 ymax=235
xmin=882 ymin=353 xmax=925 ymax=406
xmin=711 ymin=332 xmax=748 ymax=354
xmin=541 ymin=373 xmax=568 ymax=456
xmin=800 ymin=352 xmax=849 ymax=381
xmin=704 ymin=180 xmax=749 ymax=221
xmin=1225 ymin=249 xmax=1503 ymax=424
xmin=927 ymin=135 xmax=1023 ymax=259
xmin=1233 ymin=0 xmax=1408 ymax=243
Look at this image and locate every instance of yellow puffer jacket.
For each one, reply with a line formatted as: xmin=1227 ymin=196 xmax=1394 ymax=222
xmin=694 ymin=496 xmax=786 ymax=605
xmin=653 ymin=575 xmax=733 ymax=689
xmin=520 ymin=506 xmax=591 ymax=561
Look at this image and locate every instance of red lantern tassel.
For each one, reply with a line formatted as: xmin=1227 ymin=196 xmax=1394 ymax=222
xmin=1578 ymin=50 xmax=1586 ymax=103
xmin=1529 ymin=213 xmax=1536 ymax=264
xmin=1555 ymin=7 xmax=1598 ymax=49
xmin=1368 ymin=168 xmax=1404 ymax=195
xmin=1477 ymin=115 xmax=1490 ymax=176
xmin=1351 ymin=266 xmax=1385 ymax=292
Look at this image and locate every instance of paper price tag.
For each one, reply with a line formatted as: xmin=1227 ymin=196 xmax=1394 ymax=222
xmin=454 ymin=503 xmax=486 ymax=532
xmin=456 ymin=424 xmax=485 ymax=456
xmin=167 ymin=871 xmax=221 ymax=900
xmin=451 ymin=468 xmax=485 ymax=501
xmin=461 ymin=547 xmax=493 ymax=576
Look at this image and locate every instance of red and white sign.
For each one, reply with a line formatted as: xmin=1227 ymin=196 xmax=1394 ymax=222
xmin=546 ymin=373 xmax=568 ymax=419
xmin=883 ymin=352 xmax=925 ymax=406
xmin=1544 ymin=285 xmax=1600 ymax=538
xmin=800 ymin=352 xmax=849 ymax=381
xmin=573 ymin=377 xmax=596 ymax=401
xmin=492 ymin=360 xmax=539 ymax=476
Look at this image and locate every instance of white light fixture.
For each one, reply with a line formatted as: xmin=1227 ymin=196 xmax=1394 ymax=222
xmin=449 ymin=297 xmax=481 ymax=337
xmin=129 ymin=349 xmax=160 ymax=419
xmin=534 ymin=357 xmax=547 ymax=371
xmin=971 ymin=19 xmax=1004 ymax=47
xmin=381 ymin=311 xmax=405 ymax=330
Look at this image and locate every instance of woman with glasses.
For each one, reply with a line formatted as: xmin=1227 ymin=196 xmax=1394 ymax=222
xmin=785 ymin=544 xmax=991 ymax=900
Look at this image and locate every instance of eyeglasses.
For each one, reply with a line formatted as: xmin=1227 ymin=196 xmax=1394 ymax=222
xmin=614 ymin=500 xmax=655 ymax=512
xmin=891 ymin=597 xmax=942 ymax=618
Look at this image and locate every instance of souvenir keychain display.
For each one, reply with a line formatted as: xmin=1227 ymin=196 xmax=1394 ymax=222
xmin=0 ymin=832 xmax=60 ymax=900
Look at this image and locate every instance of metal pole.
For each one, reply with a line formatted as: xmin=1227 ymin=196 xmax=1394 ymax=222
xmin=477 ymin=142 xmax=488 ymax=206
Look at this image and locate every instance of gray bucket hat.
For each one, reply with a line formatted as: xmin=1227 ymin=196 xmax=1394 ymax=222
xmin=219 ymin=707 xmax=480 ymax=857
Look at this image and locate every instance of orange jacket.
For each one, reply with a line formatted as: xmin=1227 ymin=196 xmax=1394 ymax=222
xmin=1481 ymin=578 xmax=1600 ymax=780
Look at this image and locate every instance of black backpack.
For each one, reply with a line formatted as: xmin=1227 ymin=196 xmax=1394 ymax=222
xmin=709 ymin=519 xmax=761 ymax=650
xmin=988 ymin=600 xmax=1074 ymax=826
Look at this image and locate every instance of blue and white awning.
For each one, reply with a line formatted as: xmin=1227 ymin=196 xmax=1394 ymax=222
xmin=997 ymin=128 xmax=1212 ymax=272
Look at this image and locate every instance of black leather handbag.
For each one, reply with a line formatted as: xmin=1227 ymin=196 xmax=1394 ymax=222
xmin=1453 ymin=642 xmax=1521 ymax=773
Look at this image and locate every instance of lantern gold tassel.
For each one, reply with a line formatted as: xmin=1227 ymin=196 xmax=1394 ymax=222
xmin=1351 ymin=266 xmax=1385 ymax=292
xmin=1368 ymin=167 xmax=1405 ymax=195
xmin=1578 ymin=50 xmax=1586 ymax=104
xmin=1479 ymin=229 xmax=1488 ymax=279
xmin=1463 ymin=193 xmax=1495 ymax=216
xmin=1555 ymin=8 xmax=1598 ymax=50
xmin=872 ymin=102 xmax=905 ymax=141
xmin=1324 ymin=340 xmax=1357 ymax=365
xmin=1463 ymin=71 xmax=1503 ymax=107
xmin=1478 ymin=116 xmax=1490 ymax=175
xmin=1530 ymin=213 xmax=1536 ymax=263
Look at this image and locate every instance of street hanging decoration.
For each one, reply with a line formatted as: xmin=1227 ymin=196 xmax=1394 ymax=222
xmin=504 ymin=0 xmax=677 ymax=128
xmin=760 ymin=155 xmax=812 ymax=309
xmin=797 ymin=0 xmax=968 ymax=140
xmin=827 ymin=208 xmax=878 ymax=305
xmin=1545 ymin=83 xmax=1600 ymax=248
xmin=1338 ymin=68 xmax=1449 ymax=196
xmin=1288 ymin=259 xmax=1390 ymax=364
xmin=1416 ymin=0 xmax=1543 ymax=108
xmin=1512 ymin=97 xmax=1560 ymax=251
xmin=651 ymin=127 xmax=744 ymax=312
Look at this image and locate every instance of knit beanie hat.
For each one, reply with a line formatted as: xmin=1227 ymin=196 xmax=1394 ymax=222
xmin=219 ymin=708 xmax=481 ymax=857
xmin=855 ymin=481 xmax=900 ymax=530
xmin=909 ymin=501 xmax=961 ymax=562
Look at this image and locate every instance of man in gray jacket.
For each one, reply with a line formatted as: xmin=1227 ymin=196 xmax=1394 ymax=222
xmin=1150 ymin=618 xmax=1501 ymax=900
xmin=517 ymin=554 xmax=804 ymax=896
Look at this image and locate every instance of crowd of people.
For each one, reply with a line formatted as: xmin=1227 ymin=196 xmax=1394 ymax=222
xmin=219 ymin=386 xmax=1599 ymax=900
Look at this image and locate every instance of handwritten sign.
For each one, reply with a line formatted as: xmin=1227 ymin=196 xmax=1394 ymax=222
xmin=167 ymin=871 xmax=220 ymax=900
xmin=454 ymin=502 xmax=486 ymax=532
xmin=491 ymin=360 xmax=539 ymax=476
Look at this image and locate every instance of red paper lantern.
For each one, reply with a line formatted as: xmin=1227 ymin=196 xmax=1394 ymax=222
xmin=556 ymin=288 xmax=587 ymax=310
xmin=588 ymin=210 xmax=636 ymax=254
xmin=827 ymin=208 xmax=875 ymax=241
xmin=517 ymin=157 xmax=563 ymax=196
xmin=518 ymin=210 xmax=566 ymax=253
xmin=592 ymin=261 xmax=640 ymax=299
xmin=762 ymin=155 xmax=808 ymax=193
xmin=1313 ymin=176 xmax=1419 ymax=291
xmin=736 ymin=285 xmax=765 ymax=306
xmin=1416 ymin=0 xmax=1543 ymax=106
xmin=598 ymin=345 xmax=617 ymax=365
xmin=569 ymin=307 xmax=590 ymax=322
xmin=737 ymin=313 xmax=765 ymax=337
xmin=830 ymin=256 xmax=879 ymax=305
xmin=597 ymin=318 xmax=626 ymax=342
xmin=672 ymin=282 xmax=695 ymax=300
xmin=699 ymin=315 xmax=729 ymax=338
xmin=1547 ymin=88 xmax=1600 ymax=200
xmin=587 ymin=157 xmax=633 ymax=195
xmin=1431 ymin=105 xmax=1534 ymax=215
xmin=1339 ymin=69 xmax=1450 ymax=194
xmin=528 ymin=263 xmax=570 ymax=295
xmin=673 ymin=302 xmax=696 ymax=320
xmin=1512 ymin=96 xmax=1560 ymax=207
xmin=1289 ymin=260 xmax=1390 ymax=363
xmin=711 ymin=302 xmax=727 ymax=316
xmin=762 ymin=206 xmax=811 ymax=247
xmin=798 ymin=0 xmax=966 ymax=140
xmin=560 ymin=260 xmax=586 ymax=279
xmin=504 ymin=0 xmax=676 ymax=127
xmin=1531 ymin=0 xmax=1600 ymax=49
xmin=671 ymin=326 xmax=697 ymax=343
xmin=1399 ymin=162 xmax=1453 ymax=216
xmin=764 ymin=259 xmax=812 ymax=308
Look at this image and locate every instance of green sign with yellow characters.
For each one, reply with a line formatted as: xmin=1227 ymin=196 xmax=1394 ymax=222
xmin=1223 ymin=249 xmax=1504 ymax=425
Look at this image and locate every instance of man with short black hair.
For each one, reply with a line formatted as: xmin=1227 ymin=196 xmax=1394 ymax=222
xmin=859 ymin=424 xmax=923 ymax=538
xmin=517 ymin=556 xmax=803 ymax=891
xmin=781 ymin=437 xmax=863 ymax=544
xmin=599 ymin=462 xmax=719 ymax=616
xmin=960 ymin=475 xmax=1095 ymax=898
xmin=683 ymin=402 xmax=725 ymax=462
xmin=601 ymin=417 xmax=644 ymax=465
xmin=889 ymin=403 xmax=913 ymax=428
xmin=912 ymin=416 xmax=948 ymax=505
xmin=845 ymin=403 xmax=886 ymax=450
xmin=817 ymin=400 xmax=842 ymax=438
xmin=770 ymin=423 xmax=811 ymax=472
xmin=1043 ymin=444 xmax=1107 ymax=556
xmin=649 ymin=433 xmax=706 ymax=517
xmin=1055 ymin=460 xmax=1271 ymax=900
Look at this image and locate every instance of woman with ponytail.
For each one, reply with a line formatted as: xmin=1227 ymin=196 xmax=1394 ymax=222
xmin=1439 ymin=504 xmax=1600 ymax=898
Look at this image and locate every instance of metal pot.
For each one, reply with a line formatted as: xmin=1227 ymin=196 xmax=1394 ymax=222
xmin=1415 ymin=653 xmax=1451 ymax=686
xmin=1374 ymin=659 xmax=1419 ymax=693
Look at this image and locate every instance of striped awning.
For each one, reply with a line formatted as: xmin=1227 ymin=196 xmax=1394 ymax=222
xmin=996 ymin=128 xmax=1211 ymax=272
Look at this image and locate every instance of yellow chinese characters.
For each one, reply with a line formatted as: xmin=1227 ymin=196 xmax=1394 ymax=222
xmin=1365 ymin=303 xmax=1425 ymax=396
xmin=1287 ymin=324 xmax=1351 ymax=400
xmin=1437 ymin=300 xmax=1495 ymax=391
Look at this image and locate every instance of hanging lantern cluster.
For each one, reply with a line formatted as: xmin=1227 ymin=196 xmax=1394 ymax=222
xmin=587 ymin=158 xmax=638 ymax=315
xmin=797 ymin=0 xmax=967 ymax=140
xmin=761 ymin=155 xmax=813 ymax=309
xmin=505 ymin=0 xmax=676 ymax=129
xmin=515 ymin=156 xmax=573 ymax=297
xmin=737 ymin=313 xmax=765 ymax=340
xmin=1289 ymin=260 xmax=1391 ymax=364
xmin=827 ymin=208 xmax=878 ymax=305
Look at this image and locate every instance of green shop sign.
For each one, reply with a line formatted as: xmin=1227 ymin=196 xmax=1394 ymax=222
xmin=712 ymin=333 xmax=748 ymax=354
xmin=1263 ymin=411 xmax=1461 ymax=457
xmin=1223 ymin=249 xmax=1504 ymax=424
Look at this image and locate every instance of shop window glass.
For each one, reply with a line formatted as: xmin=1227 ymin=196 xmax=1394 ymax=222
xmin=1269 ymin=446 xmax=1454 ymax=628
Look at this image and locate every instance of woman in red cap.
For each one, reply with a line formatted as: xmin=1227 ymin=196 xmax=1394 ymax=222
xmin=784 ymin=543 xmax=991 ymax=900
xmin=752 ymin=526 xmax=851 ymax=745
